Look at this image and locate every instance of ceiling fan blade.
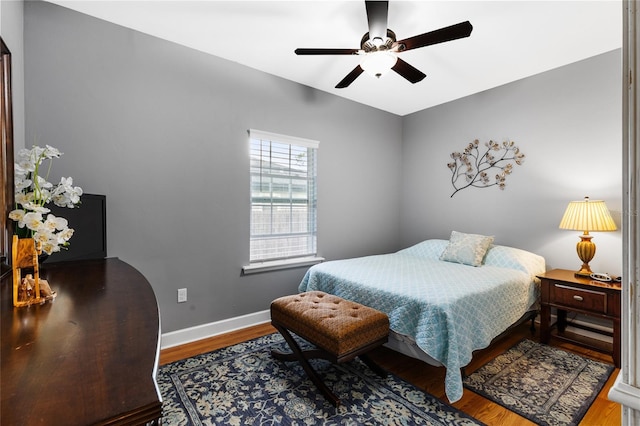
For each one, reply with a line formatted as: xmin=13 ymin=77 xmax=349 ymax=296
xmin=335 ymin=65 xmax=364 ymax=89
xmin=365 ymin=1 xmax=388 ymax=43
xmin=295 ymin=48 xmax=359 ymax=55
xmin=397 ymin=21 xmax=473 ymax=51
xmin=391 ymin=58 xmax=426 ymax=84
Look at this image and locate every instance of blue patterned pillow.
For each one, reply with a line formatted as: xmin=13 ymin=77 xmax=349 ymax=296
xmin=439 ymin=231 xmax=494 ymax=267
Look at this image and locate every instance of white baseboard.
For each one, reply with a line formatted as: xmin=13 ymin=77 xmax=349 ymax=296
xmin=161 ymin=309 xmax=271 ymax=350
xmin=537 ymin=314 xmax=613 ymax=343
xmin=161 ymin=310 xmax=614 ymax=351
xmin=609 ymin=373 xmax=640 ymax=411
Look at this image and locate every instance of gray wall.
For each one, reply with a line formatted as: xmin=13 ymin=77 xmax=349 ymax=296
xmin=24 ymin=1 xmax=402 ymax=333
xmin=401 ymin=49 xmax=622 ymax=274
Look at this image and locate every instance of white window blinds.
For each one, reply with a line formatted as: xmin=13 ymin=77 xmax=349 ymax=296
xmin=249 ymin=129 xmax=318 ymax=263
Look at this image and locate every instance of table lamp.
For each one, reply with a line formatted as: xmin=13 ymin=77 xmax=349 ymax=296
xmin=559 ymin=196 xmax=617 ymax=277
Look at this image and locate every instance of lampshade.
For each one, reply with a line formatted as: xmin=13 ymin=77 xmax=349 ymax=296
xmin=360 ymin=51 xmax=397 ymax=78
xmin=559 ymin=196 xmax=616 ymax=277
xmin=559 ymin=197 xmax=617 ymax=232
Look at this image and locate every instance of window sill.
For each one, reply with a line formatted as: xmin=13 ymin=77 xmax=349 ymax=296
xmin=242 ymin=256 xmax=324 ymax=275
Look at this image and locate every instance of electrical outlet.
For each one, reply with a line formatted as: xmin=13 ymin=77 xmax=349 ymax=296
xmin=177 ymin=288 xmax=187 ymax=303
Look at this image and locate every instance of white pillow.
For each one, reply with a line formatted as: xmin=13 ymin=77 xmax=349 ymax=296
xmin=439 ymin=231 xmax=494 ymax=267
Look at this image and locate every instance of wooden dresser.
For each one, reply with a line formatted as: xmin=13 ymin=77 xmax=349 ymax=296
xmin=1 ymin=258 xmax=162 ymax=425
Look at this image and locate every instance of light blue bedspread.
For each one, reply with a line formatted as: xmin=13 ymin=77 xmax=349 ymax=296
xmin=298 ymin=239 xmax=545 ymax=402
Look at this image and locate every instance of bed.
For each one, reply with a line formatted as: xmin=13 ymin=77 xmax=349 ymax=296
xmin=298 ymin=235 xmax=546 ymax=402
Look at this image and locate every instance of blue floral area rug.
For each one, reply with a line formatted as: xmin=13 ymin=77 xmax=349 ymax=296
xmin=158 ymin=333 xmax=484 ymax=425
xmin=463 ymin=339 xmax=614 ymax=426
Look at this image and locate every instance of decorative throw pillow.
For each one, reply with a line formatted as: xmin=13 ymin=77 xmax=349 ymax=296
xmin=439 ymin=231 xmax=494 ymax=267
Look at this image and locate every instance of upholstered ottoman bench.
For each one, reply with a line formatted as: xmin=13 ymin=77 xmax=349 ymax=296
xmin=270 ymin=291 xmax=390 ymax=406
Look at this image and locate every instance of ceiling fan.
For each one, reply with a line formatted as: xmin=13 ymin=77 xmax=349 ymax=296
xmin=295 ymin=1 xmax=473 ymax=88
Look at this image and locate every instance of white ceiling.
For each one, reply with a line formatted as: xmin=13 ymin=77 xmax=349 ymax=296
xmin=47 ymin=1 xmax=622 ymax=116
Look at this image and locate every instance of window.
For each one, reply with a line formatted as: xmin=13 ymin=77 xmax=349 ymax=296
xmin=248 ymin=129 xmax=319 ymax=265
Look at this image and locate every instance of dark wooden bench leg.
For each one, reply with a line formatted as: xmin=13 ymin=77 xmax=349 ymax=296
xmin=359 ymin=354 xmax=387 ymax=378
xmin=271 ymin=322 xmax=341 ymax=407
xmin=529 ymin=311 xmax=537 ymax=335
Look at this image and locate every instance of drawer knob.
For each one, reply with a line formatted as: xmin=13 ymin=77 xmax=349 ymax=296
xmin=573 ymin=295 xmax=584 ymax=301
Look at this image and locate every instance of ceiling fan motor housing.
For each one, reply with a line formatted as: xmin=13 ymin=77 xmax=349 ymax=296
xmin=361 ymin=29 xmax=400 ymax=53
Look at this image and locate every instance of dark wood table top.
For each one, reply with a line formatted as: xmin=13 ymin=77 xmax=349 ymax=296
xmin=1 ymin=258 xmax=162 ymax=425
xmin=537 ymin=268 xmax=622 ymax=291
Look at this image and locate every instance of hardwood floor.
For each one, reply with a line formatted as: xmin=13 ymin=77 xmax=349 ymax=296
xmin=159 ymin=322 xmax=620 ymax=426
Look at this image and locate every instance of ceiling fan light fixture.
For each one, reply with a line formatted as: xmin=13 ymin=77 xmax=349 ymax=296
xmin=360 ymin=51 xmax=397 ymax=78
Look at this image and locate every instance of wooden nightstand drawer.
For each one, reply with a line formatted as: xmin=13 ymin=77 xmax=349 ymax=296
xmin=550 ymin=282 xmax=608 ymax=314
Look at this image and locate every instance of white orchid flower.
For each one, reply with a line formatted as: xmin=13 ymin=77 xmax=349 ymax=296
xmin=14 ymin=177 xmax=33 ymax=192
xmin=14 ymin=192 xmax=31 ymax=205
xmin=43 ymin=145 xmax=62 ymax=159
xmin=14 ymin=163 xmax=30 ymax=179
xmin=23 ymin=212 xmax=44 ymax=231
xmin=35 ymin=175 xmax=53 ymax=189
xmin=39 ymin=241 xmax=60 ymax=255
xmin=21 ymin=202 xmax=50 ymax=214
xmin=57 ymin=228 xmax=74 ymax=243
xmin=8 ymin=209 xmax=26 ymax=227
xmin=44 ymin=214 xmax=68 ymax=231
xmin=10 ymin=145 xmax=82 ymax=253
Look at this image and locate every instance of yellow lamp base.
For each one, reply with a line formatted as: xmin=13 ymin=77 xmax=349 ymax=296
xmin=574 ymin=233 xmax=596 ymax=278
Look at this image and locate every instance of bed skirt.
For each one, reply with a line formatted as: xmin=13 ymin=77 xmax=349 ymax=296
xmin=384 ymin=308 xmax=538 ymax=367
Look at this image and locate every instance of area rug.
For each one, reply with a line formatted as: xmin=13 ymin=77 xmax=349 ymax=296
xmin=463 ymin=339 xmax=614 ymax=426
xmin=158 ymin=333 xmax=484 ymax=425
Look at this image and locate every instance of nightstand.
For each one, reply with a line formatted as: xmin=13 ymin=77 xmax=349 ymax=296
xmin=537 ymin=269 xmax=621 ymax=367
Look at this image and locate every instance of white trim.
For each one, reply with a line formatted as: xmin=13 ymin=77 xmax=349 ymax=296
xmin=242 ymin=256 xmax=324 ymax=274
xmin=615 ymin=2 xmax=640 ymax=424
xmin=160 ymin=310 xmax=271 ymax=350
xmin=249 ymin=128 xmax=319 ymax=149
xmin=161 ymin=304 xmax=613 ymax=351
xmin=558 ymin=317 xmax=613 ymax=343
xmin=610 ymin=375 xmax=640 ymax=412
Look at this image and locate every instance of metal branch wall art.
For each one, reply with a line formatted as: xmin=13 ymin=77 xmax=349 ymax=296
xmin=447 ymin=139 xmax=525 ymax=198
